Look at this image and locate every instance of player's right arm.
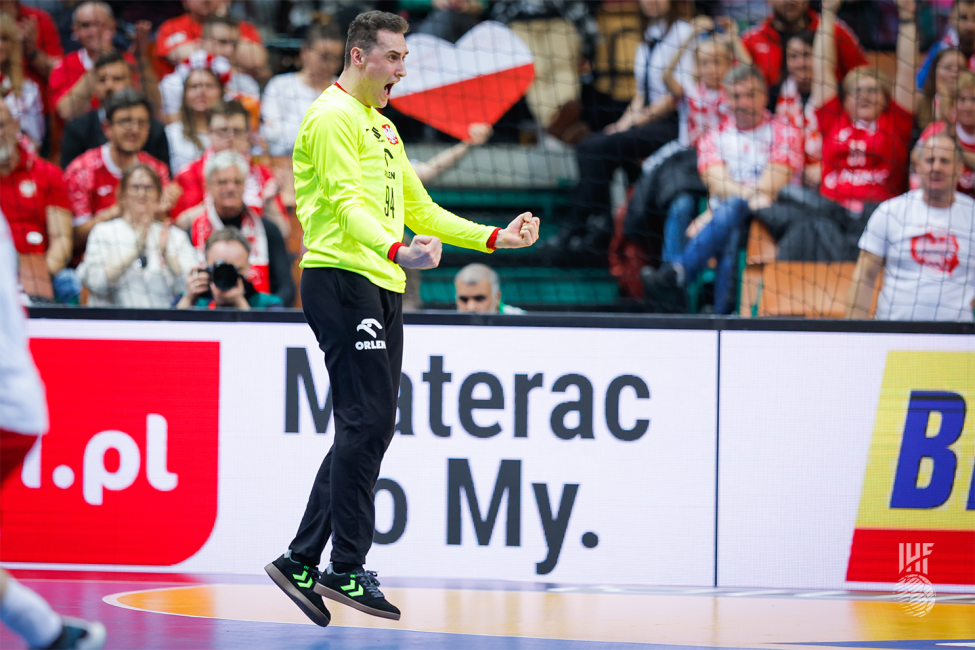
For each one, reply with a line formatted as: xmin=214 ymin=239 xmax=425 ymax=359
xmin=307 ymin=108 xmax=401 ymax=260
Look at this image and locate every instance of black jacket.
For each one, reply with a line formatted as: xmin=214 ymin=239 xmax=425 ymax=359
xmin=60 ymin=110 xmax=171 ymax=175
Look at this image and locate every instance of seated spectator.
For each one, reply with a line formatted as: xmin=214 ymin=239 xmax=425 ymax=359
xmin=554 ymin=0 xmax=695 ymax=258
xmin=78 ymin=164 xmax=198 ymax=308
xmin=0 ymin=102 xmax=76 ymax=303
xmin=768 ymin=0 xmax=917 ymax=262
xmin=155 ymin=0 xmax=266 ymax=79
xmin=188 ymin=150 xmax=294 ymax=306
xmin=651 ymin=16 xmax=746 ymax=265
xmin=490 ymin=0 xmax=598 ymax=142
xmin=171 ymin=100 xmax=285 ymax=234
xmin=50 ymin=2 xmax=140 ymax=122
xmin=165 ymin=67 xmax=222 ymax=172
xmin=0 ymin=13 xmax=43 ymax=147
xmin=0 ymin=0 xmax=61 ymax=112
xmin=641 ymin=64 xmax=802 ymax=314
xmin=261 ymin=23 xmax=343 ymax=157
xmin=64 ymin=89 xmax=175 ymax=257
xmin=176 ymin=227 xmax=283 ymax=309
xmin=775 ymin=31 xmax=821 ymax=187
xmin=454 ymin=263 xmax=524 ymax=314
xmin=742 ymin=0 xmax=866 ymax=107
xmin=847 ymin=133 xmax=975 ymax=321
xmin=917 ymin=47 xmax=967 ymax=130
xmin=60 ymin=52 xmax=170 ymax=171
xmin=917 ymin=0 xmax=975 ymax=90
xmin=159 ymin=15 xmax=260 ymax=124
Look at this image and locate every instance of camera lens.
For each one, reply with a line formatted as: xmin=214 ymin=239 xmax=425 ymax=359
xmin=210 ymin=261 xmax=240 ymax=291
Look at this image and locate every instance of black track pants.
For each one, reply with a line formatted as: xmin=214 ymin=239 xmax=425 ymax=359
xmin=289 ymin=267 xmax=403 ymax=567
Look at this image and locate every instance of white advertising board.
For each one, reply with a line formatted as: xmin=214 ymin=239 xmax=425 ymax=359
xmin=3 ymin=319 xmax=718 ymax=587
xmin=718 ymin=331 xmax=975 ymax=593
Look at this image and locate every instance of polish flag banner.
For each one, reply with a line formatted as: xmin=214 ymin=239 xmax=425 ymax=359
xmin=390 ymin=21 xmax=534 ymax=141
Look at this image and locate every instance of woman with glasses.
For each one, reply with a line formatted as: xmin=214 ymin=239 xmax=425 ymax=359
xmin=78 ymin=164 xmax=199 ymax=307
xmin=771 ymin=0 xmax=918 ymax=263
xmin=166 ymin=67 xmax=224 ymax=172
xmin=261 ymin=23 xmax=343 ymax=158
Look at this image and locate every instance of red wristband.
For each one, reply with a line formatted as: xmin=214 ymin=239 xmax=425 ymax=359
xmin=388 ymin=242 xmax=405 ymax=262
xmin=486 ymin=227 xmax=501 ymax=251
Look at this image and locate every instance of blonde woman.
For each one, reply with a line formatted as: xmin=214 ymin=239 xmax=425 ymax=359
xmin=0 ymin=13 xmax=43 ymax=147
xmin=79 ymin=164 xmax=199 ymax=307
xmin=165 ymin=67 xmax=223 ymax=172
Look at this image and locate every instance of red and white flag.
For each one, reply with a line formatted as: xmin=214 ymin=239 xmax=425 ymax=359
xmin=390 ymin=21 xmax=534 ymax=141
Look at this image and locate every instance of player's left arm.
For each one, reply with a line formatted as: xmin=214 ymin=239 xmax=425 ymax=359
xmin=402 ymin=161 xmax=539 ymax=251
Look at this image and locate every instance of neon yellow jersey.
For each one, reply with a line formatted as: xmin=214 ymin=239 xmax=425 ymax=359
xmin=293 ymin=84 xmax=497 ymax=293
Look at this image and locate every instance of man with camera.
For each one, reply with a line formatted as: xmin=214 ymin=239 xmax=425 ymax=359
xmin=187 ymin=150 xmax=294 ymax=306
xmin=176 ymin=227 xmax=283 ymax=309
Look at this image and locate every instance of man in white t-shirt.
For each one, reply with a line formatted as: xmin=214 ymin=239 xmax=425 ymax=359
xmin=642 ymin=64 xmax=802 ymax=313
xmin=848 ymin=133 xmax=975 ymax=321
xmin=0 ymin=214 xmax=107 ymax=649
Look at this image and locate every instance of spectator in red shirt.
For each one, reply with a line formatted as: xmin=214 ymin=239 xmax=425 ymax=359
xmin=60 ymin=51 xmax=170 ymax=171
xmin=741 ymin=0 xmax=867 ymax=108
xmin=63 ymin=89 xmax=177 ymax=257
xmin=172 ymin=100 xmax=283 ymax=231
xmin=155 ymin=0 xmax=266 ymax=80
xmin=771 ymin=0 xmax=918 ymax=263
xmin=0 ymin=0 xmax=61 ymax=114
xmin=50 ymin=1 xmax=139 ymax=122
xmin=0 ymin=102 xmax=75 ymax=303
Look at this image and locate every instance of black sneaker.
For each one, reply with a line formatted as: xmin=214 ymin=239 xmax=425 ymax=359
xmin=43 ymin=617 xmax=106 ymax=649
xmin=641 ymin=263 xmax=687 ymax=313
xmin=314 ymin=564 xmax=401 ymax=620
xmin=265 ymin=552 xmax=331 ymax=627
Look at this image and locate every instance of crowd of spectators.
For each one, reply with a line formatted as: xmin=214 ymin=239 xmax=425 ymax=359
xmin=0 ymin=0 xmax=971 ymax=321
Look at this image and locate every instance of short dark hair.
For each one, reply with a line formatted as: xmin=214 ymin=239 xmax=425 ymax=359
xmin=94 ymin=51 xmax=128 ymax=72
xmin=344 ymin=11 xmax=408 ymax=67
xmin=205 ymin=226 xmax=251 ymax=256
xmin=104 ymin=87 xmax=151 ymax=122
xmin=208 ymin=99 xmax=250 ymax=130
xmin=305 ymin=22 xmax=343 ymax=48
xmin=203 ymin=14 xmax=239 ymax=35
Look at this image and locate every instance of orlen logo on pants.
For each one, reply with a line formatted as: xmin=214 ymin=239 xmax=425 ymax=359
xmin=846 ymin=351 xmax=974 ymax=586
xmin=0 ymin=339 xmax=219 ymax=566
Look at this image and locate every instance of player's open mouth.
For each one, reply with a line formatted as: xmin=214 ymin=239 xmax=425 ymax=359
xmin=384 ymin=83 xmax=394 ymax=98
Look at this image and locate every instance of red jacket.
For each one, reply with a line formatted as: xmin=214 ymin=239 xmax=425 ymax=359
xmin=742 ymin=10 xmax=867 ymax=91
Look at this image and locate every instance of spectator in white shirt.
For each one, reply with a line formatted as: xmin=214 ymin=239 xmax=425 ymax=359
xmin=261 ymin=23 xmax=343 ymax=157
xmin=0 ymin=13 xmax=43 ymax=148
xmin=165 ymin=67 xmax=222 ymax=173
xmin=847 ymin=132 xmax=975 ymax=321
xmin=160 ymin=15 xmax=260 ymax=123
xmin=78 ymin=164 xmax=199 ymax=308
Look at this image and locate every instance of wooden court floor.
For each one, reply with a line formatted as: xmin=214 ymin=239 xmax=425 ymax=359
xmin=0 ymin=570 xmax=972 ymax=649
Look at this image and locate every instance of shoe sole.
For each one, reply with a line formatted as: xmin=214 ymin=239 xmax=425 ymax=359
xmin=265 ymin=563 xmax=331 ymax=627
xmin=313 ymin=583 xmax=401 ymax=621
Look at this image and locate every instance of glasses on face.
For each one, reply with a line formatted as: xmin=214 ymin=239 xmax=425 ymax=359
xmin=457 ymin=295 xmax=488 ymax=304
xmin=126 ymin=183 xmax=158 ymax=196
xmin=75 ymin=20 xmax=110 ymax=30
xmin=211 ymin=127 xmax=248 ymax=138
xmin=113 ymin=118 xmax=150 ymax=130
xmin=187 ymin=81 xmax=220 ymax=92
xmin=852 ymin=86 xmax=880 ymax=98
xmin=207 ymin=37 xmax=237 ymax=48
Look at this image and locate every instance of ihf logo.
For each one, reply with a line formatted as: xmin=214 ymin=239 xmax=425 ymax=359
xmin=895 ymin=542 xmax=935 ymax=616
